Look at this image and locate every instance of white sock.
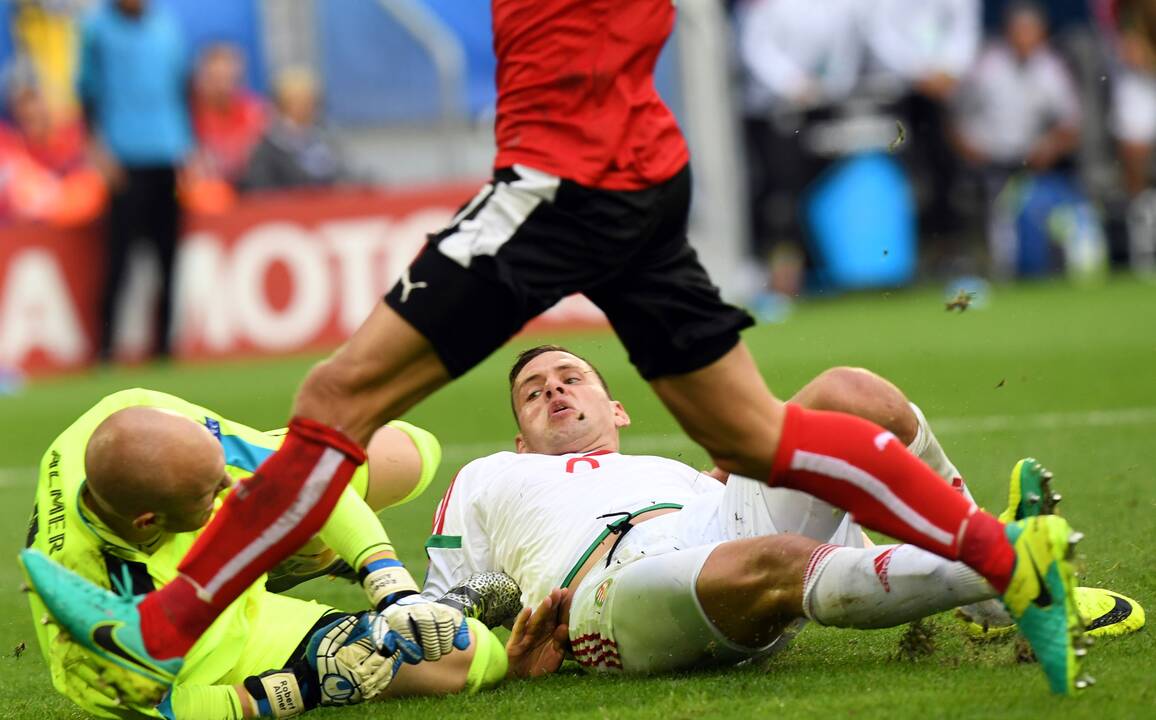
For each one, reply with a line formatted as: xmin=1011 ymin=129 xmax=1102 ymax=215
xmin=907 ymin=402 xmax=975 ymax=506
xmin=801 ymin=543 xmax=996 ymax=628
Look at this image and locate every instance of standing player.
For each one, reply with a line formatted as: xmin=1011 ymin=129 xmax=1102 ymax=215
xmin=22 ymin=0 xmax=1086 ymax=696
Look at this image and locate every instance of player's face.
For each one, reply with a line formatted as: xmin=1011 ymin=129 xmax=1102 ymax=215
xmin=162 ymin=438 xmax=232 ymax=533
xmin=512 ymin=351 xmax=629 ymax=454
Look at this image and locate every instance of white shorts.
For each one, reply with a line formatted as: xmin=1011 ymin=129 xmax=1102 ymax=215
xmin=1112 ymin=70 xmax=1156 ymax=144
xmin=568 ymin=476 xmax=863 ymax=673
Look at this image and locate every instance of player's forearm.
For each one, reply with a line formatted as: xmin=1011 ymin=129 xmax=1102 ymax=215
xmin=318 ymin=485 xmax=394 ymax=570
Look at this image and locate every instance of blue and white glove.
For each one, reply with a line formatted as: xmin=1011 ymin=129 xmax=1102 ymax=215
xmin=361 ymin=557 xmax=469 ymax=662
xmin=372 ymin=595 xmax=471 ymax=662
xmin=308 ymin=614 xmax=401 ymax=705
xmin=241 ymin=614 xmax=404 ymax=717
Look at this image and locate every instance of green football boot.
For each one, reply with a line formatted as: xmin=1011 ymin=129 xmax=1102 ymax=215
xmin=1000 ymin=516 xmax=1092 ymax=694
xmin=962 ymin=586 xmax=1145 ymax=640
xmin=19 ymin=548 xmax=183 ymax=686
xmin=1000 ymin=458 xmax=1062 ymax=523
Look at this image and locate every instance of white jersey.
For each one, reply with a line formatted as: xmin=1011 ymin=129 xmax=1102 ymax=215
xmin=421 ymin=450 xmax=723 ymax=608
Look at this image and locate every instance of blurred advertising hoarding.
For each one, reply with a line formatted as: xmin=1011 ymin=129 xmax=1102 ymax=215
xmin=0 ymin=185 xmax=606 ymax=375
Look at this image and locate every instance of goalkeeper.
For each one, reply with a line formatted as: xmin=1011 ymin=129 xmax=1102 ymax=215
xmin=25 ymin=388 xmax=511 ymax=719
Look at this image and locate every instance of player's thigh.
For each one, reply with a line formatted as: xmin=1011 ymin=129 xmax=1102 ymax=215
xmin=219 ymin=593 xmax=337 ymax=683
xmin=586 ymin=167 xmax=754 ymax=381
xmin=296 ymin=302 xmax=452 ymax=443
xmin=571 ymin=543 xmax=765 ymax=674
xmin=719 ymin=475 xmax=864 ymax=546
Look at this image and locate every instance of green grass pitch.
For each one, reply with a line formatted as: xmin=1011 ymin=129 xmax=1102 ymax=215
xmin=0 ymin=278 xmax=1153 ymax=719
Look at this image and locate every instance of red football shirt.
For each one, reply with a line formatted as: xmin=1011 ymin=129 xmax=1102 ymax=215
xmin=492 ymin=0 xmax=690 ymax=190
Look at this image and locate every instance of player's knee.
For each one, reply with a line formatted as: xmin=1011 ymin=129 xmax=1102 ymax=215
xmin=792 ymin=367 xmax=918 ymax=443
xmin=796 ymin=366 xmax=877 ymax=410
xmin=729 ymin=535 xmax=815 ymax=619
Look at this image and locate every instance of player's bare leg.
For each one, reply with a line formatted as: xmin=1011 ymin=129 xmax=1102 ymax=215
xmin=790 ymin=366 xmax=972 ymax=500
xmin=694 ymin=534 xmax=818 ymax=648
xmin=651 ymin=343 xmax=1084 ymax=692
xmin=691 ymin=530 xmax=996 ymax=650
xmin=790 ymin=366 xmax=917 ymax=444
xmin=295 ymin=303 xmax=453 ymax=446
xmin=653 ymin=343 xmax=1007 ymax=582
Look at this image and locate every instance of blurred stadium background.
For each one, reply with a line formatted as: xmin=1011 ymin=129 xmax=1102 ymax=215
xmin=0 ymin=1 xmax=1154 ymax=718
xmin=0 ymin=0 xmax=1154 ymax=378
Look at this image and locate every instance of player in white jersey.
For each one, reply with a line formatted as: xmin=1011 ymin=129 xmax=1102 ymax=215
xmin=423 ymin=346 xmax=1133 ymax=674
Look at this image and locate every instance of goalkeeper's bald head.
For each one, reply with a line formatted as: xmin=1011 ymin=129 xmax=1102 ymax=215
xmin=84 ymin=407 xmax=231 ymax=538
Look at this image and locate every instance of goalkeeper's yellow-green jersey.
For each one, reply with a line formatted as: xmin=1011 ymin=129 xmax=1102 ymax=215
xmin=25 ymin=388 xmax=361 ymax=719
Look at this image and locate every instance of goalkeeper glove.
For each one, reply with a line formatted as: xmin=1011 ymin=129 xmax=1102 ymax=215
xmin=372 ymin=594 xmax=471 ymax=662
xmin=243 ymin=614 xmax=405 ymax=717
xmin=360 ymin=556 xmax=470 ymax=662
xmin=437 ymin=571 xmax=523 ymax=628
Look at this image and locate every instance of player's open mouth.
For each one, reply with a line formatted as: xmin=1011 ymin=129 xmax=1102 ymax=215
xmin=550 ymin=402 xmax=574 ymax=417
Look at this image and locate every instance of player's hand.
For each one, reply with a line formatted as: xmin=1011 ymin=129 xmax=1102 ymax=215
xmin=307 ymin=614 xmax=401 ymax=705
xmin=506 ymin=588 xmax=572 ymax=678
xmin=374 ymin=595 xmax=469 ymax=662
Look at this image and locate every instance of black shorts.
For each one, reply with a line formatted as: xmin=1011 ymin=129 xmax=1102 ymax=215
xmin=385 ymin=164 xmax=754 ymax=379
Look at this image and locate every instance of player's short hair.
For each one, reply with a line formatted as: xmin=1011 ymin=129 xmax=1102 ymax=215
xmin=508 ymin=345 xmax=613 ymax=416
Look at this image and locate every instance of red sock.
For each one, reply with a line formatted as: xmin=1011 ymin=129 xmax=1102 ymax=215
xmin=771 ymin=404 xmax=1015 ymax=591
xmin=139 ymin=417 xmax=366 ymax=659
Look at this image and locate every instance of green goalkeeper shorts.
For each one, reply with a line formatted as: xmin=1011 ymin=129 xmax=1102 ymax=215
xmin=204 ymin=592 xmax=335 ymax=684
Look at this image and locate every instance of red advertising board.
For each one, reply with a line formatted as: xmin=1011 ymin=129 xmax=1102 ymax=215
xmin=0 ymin=185 xmax=606 ymax=376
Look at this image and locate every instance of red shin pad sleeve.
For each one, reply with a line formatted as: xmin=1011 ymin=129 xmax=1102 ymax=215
xmin=770 ymin=404 xmax=1013 ymax=590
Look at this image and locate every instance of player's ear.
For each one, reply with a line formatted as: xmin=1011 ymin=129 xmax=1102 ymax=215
xmin=611 ymin=401 xmax=630 ymax=429
xmin=132 ymin=512 xmax=158 ymax=530
xmin=515 ymin=434 xmax=527 ymax=453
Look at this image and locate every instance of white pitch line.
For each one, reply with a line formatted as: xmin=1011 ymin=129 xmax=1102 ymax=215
xmin=2 ymin=406 xmax=1154 ymax=486
xmin=0 ymin=466 xmax=35 ymax=488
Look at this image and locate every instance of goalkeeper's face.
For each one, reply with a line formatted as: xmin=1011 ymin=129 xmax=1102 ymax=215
xmin=511 ymin=350 xmax=630 ymax=455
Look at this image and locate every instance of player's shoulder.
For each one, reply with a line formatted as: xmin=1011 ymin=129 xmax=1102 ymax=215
xmin=613 ymin=451 xmax=699 ymax=472
xmin=456 ymin=450 xmax=523 ymax=478
xmin=85 ymin=387 xmax=204 ymax=421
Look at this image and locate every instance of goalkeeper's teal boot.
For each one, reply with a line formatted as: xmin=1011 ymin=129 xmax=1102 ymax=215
xmin=1000 ymin=458 xmax=1063 ymax=522
xmin=19 ymin=548 xmax=183 ymax=685
xmin=1000 ymin=516 xmax=1092 ymax=694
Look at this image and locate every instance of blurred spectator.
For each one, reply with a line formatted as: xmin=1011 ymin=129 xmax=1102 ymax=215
xmin=1099 ymin=0 xmax=1156 ymax=271
xmin=735 ymin=0 xmax=864 ymax=308
xmin=1104 ymin=0 xmax=1156 ymax=195
xmin=190 ymin=42 xmax=266 ymax=185
xmin=3 ymin=61 xmax=86 ymax=175
xmin=242 ymin=66 xmax=349 ymax=191
xmin=78 ymin=0 xmax=193 ymax=361
xmin=863 ymin=0 xmax=980 ymax=244
xmin=0 ymin=59 xmax=104 ymax=225
xmin=952 ymin=2 xmax=1100 ymax=278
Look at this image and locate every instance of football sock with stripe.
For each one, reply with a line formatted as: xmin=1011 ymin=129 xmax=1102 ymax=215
xmin=907 ymin=402 xmax=974 ymax=504
xmin=801 ymin=543 xmax=994 ymax=627
xmin=140 ymin=417 xmax=366 ymax=659
xmin=770 ymin=404 xmax=1015 ymax=592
